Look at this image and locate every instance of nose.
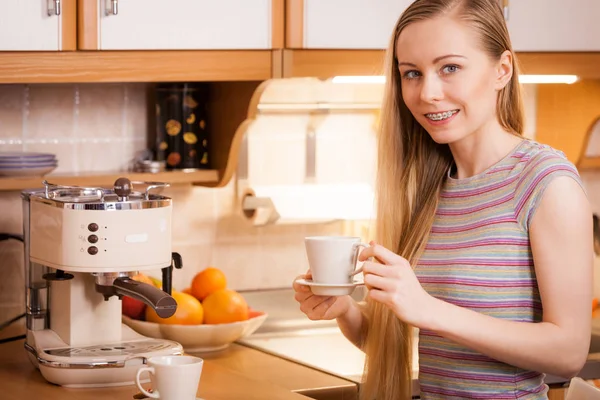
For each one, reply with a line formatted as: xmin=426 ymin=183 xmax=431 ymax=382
xmin=419 ymin=74 xmax=444 ymax=103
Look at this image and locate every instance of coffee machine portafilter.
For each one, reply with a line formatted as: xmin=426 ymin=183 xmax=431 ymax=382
xmin=21 ymin=178 xmax=184 ymax=388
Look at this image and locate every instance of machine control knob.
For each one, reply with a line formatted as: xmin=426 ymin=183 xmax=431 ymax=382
xmin=88 ymin=234 xmax=98 ymax=243
xmin=88 ymin=223 xmax=99 ymax=232
xmin=88 ymin=246 xmax=99 ymax=255
xmin=114 ymin=177 xmax=132 ymax=198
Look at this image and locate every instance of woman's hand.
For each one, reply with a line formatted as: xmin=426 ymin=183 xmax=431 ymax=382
xmin=292 ymin=271 xmax=353 ymax=321
xmin=358 ymin=242 xmax=437 ymax=328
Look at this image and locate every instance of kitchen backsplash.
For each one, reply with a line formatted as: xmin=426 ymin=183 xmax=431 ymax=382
xmin=0 ymin=82 xmax=373 ymax=322
xmin=0 ymin=79 xmax=542 ymax=323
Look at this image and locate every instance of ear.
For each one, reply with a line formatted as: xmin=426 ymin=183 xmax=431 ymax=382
xmin=494 ymin=50 xmax=513 ymax=90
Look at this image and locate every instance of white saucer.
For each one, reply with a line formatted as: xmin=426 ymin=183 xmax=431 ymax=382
xmin=295 ymin=278 xmax=364 ymax=296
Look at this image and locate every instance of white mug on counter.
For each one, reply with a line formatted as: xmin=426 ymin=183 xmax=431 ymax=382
xmin=135 ymin=355 xmax=203 ymax=400
xmin=305 ymin=236 xmax=370 ymax=284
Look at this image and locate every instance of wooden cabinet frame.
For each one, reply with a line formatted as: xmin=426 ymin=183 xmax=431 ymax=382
xmin=78 ymin=0 xmax=284 ymax=51
xmin=61 ymin=0 xmax=78 ymax=50
xmin=0 ymin=1 xmax=599 ymax=83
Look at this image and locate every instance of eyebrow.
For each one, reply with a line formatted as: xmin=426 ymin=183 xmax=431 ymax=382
xmin=397 ymin=54 xmax=467 ymax=67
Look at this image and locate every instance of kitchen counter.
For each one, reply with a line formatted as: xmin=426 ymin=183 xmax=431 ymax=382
xmin=0 ymin=338 xmax=357 ymax=400
xmin=238 ymin=289 xmax=600 ymax=398
xmin=198 ymin=343 xmax=357 ymax=400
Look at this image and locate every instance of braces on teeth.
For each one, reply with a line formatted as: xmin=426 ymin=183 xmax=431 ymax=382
xmin=427 ymin=111 xmax=456 ymax=121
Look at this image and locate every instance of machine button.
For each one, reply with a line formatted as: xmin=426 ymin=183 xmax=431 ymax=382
xmin=88 ymin=223 xmax=99 ymax=232
xmin=87 ymin=246 xmax=98 ymax=255
xmin=88 ymin=235 xmax=98 ymax=244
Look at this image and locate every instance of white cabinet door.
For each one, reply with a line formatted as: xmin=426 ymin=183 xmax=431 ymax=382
xmin=0 ymin=0 xmax=64 ymax=50
xmin=97 ymin=0 xmax=273 ymax=50
xmin=303 ymin=0 xmax=413 ymax=49
xmin=508 ymin=0 xmax=600 ymax=51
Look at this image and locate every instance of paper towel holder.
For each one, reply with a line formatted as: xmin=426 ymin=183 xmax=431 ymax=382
xmin=241 ymin=191 xmax=281 ymax=226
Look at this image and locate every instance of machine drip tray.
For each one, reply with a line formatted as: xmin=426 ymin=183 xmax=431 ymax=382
xmin=45 ymin=339 xmax=176 ymax=358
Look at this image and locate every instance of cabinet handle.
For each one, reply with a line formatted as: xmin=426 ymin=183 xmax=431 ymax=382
xmin=105 ymin=0 xmax=118 ymax=16
xmin=47 ymin=0 xmax=60 ymax=16
xmin=502 ymin=0 xmax=509 ymax=20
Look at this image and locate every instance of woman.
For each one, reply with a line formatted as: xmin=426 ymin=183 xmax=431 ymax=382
xmin=293 ymin=0 xmax=593 ymax=399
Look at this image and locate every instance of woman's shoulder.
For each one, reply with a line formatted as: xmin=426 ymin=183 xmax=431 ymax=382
xmin=516 ymin=139 xmax=578 ymax=177
xmin=513 ymin=139 xmax=584 ymax=230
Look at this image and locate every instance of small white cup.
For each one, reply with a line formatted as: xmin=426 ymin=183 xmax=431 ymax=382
xmin=305 ymin=236 xmax=370 ymax=284
xmin=135 ymin=355 xmax=203 ymax=400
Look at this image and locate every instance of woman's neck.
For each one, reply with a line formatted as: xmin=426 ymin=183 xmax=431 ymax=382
xmin=448 ymin=122 xmax=523 ymax=179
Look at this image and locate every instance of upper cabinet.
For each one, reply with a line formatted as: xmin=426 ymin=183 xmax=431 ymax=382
xmin=286 ymin=0 xmax=412 ymax=49
xmin=0 ymin=0 xmax=76 ymax=51
xmin=507 ymin=0 xmax=600 ymax=51
xmin=78 ymin=0 xmax=283 ymax=50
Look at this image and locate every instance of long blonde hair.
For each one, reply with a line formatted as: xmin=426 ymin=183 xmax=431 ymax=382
xmin=361 ymin=1 xmax=525 ymax=399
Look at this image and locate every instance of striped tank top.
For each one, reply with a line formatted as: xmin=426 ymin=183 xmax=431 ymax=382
xmin=414 ymin=139 xmax=583 ymax=399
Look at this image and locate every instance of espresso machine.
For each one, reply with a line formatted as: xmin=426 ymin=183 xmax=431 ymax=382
xmin=21 ymin=178 xmax=184 ymax=388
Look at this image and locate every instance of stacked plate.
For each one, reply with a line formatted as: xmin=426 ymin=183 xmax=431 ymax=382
xmin=0 ymin=152 xmax=58 ymax=177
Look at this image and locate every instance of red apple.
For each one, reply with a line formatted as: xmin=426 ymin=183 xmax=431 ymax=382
xmin=122 ymin=296 xmax=146 ymax=320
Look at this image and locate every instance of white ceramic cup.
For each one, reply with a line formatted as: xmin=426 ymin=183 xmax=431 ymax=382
xmin=135 ymin=355 xmax=203 ymax=400
xmin=305 ymin=236 xmax=370 ymax=284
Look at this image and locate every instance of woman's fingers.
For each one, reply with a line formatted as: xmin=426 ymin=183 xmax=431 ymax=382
xmin=294 ymin=290 xmax=312 ymax=302
xmin=368 ymin=288 xmax=388 ymax=303
xmin=358 ymin=242 xmax=406 ymax=265
xmin=310 ymin=296 xmax=336 ymax=318
xmin=300 ymin=294 xmax=333 ymax=315
xmin=363 ymin=272 xmax=395 ymax=292
xmin=292 ymin=270 xmax=312 ymax=292
xmin=361 ymin=260 xmax=392 ymax=277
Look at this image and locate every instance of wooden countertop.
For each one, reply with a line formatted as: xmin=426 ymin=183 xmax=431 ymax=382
xmin=198 ymin=343 xmax=358 ymax=400
xmin=0 ymin=338 xmax=357 ymax=400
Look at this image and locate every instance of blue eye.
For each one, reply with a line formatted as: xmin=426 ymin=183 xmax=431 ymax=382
xmin=402 ymin=70 xmax=421 ymax=80
xmin=442 ymin=65 xmax=460 ymax=74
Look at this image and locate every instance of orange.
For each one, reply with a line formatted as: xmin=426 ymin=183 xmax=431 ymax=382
xmin=145 ymin=291 xmax=204 ymax=325
xmin=182 ymin=287 xmax=192 ymax=295
xmin=190 ymin=267 xmax=227 ymax=301
xmin=202 ymin=289 xmax=249 ymax=324
xmin=132 ymin=273 xmax=154 ymax=286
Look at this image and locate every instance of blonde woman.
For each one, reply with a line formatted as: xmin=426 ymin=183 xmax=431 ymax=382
xmin=293 ymin=0 xmax=593 ymax=399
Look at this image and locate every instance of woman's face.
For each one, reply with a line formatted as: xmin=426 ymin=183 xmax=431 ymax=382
xmin=395 ymin=15 xmax=511 ymax=144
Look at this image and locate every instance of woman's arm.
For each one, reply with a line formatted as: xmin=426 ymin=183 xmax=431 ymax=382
xmin=361 ymin=176 xmax=592 ymax=378
xmin=336 ymin=300 xmax=369 ymax=349
xmin=426 ymin=176 xmax=592 ymax=377
xmin=293 ymin=273 xmax=368 ymax=350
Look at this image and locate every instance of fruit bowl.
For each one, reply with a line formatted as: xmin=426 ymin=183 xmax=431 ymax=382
xmin=122 ymin=311 xmax=268 ymax=353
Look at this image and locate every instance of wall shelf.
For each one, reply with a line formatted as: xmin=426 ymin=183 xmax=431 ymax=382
xmin=0 ymin=169 xmax=219 ymax=192
xmin=1 ymin=50 xmax=599 ymax=84
xmin=0 ymin=50 xmax=277 ymax=84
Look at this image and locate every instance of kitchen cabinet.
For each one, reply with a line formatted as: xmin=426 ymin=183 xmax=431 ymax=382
xmin=78 ymin=0 xmax=283 ymax=50
xmin=548 ymin=387 xmax=566 ymax=399
xmin=0 ymin=0 xmax=76 ymax=51
xmin=507 ymin=0 xmax=600 ymax=51
xmin=286 ymin=0 xmax=413 ymax=49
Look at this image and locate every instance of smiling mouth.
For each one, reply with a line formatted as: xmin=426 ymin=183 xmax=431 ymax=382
xmin=424 ymin=110 xmax=459 ymax=121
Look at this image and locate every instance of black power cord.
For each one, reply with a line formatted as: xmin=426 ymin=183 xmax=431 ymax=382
xmin=0 ymin=313 xmax=25 ymax=331
xmin=0 ymin=313 xmax=26 ymax=345
xmin=0 ymin=233 xmax=26 ymax=344
xmin=0 ymin=334 xmax=26 ymax=345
